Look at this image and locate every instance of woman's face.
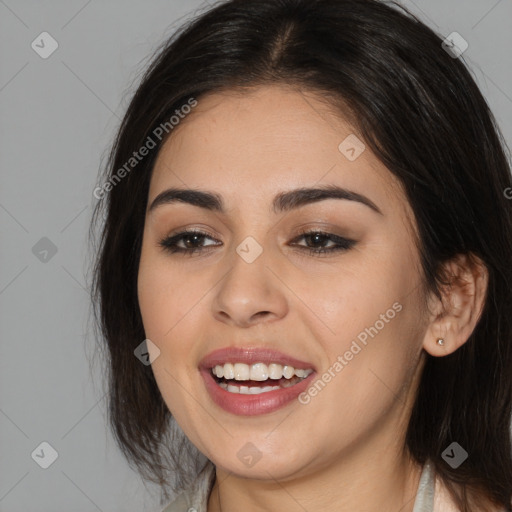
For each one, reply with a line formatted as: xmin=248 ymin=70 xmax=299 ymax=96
xmin=137 ymin=84 xmax=430 ymax=480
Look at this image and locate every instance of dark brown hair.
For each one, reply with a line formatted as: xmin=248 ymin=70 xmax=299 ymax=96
xmin=88 ymin=0 xmax=512 ymax=510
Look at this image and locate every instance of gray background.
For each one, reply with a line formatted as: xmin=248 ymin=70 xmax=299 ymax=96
xmin=1 ymin=1 xmax=511 ymax=511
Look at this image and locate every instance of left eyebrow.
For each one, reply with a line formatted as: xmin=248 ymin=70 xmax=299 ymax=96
xmin=147 ymin=184 xmax=383 ymax=216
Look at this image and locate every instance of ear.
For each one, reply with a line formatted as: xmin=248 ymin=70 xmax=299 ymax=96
xmin=422 ymin=253 xmax=489 ymax=357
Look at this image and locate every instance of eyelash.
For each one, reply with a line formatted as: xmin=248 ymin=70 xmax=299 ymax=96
xmin=158 ymin=228 xmax=356 ymax=257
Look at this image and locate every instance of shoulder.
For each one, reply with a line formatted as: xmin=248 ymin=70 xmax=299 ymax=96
xmin=433 ymin=473 xmax=460 ymax=512
xmin=160 ymin=490 xmax=195 ymax=512
xmin=434 ymin=471 xmax=509 ymax=512
xmin=159 ymin=462 xmax=216 ymax=512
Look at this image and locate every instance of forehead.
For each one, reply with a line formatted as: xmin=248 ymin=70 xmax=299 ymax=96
xmin=150 ymin=84 xmax=411 ymax=223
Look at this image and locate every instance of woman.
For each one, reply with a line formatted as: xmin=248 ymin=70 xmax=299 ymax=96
xmin=89 ymin=0 xmax=512 ymax=511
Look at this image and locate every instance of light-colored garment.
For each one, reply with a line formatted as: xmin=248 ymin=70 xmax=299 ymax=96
xmin=158 ymin=460 xmax=477 ymax=512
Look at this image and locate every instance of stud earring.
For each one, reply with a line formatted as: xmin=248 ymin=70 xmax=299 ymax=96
xmin=437 ymin=338 xmax=445 ymax=346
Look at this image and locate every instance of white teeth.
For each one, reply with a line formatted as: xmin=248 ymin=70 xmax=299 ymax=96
xmin=249 ymin=363 xmax=268 ymax=381
xmin=233 ymin=363 xmax=250 ymax=380
xmin=282 ymin=365 xmax=294 ymax=379
xmin=211 ymin=362 xmax=313 ymax=381
xmin=218 ymin=381 xmax=281 ymax=394
xmin=268 ymin=363 xmax=283 ymax=379
xmin=223 ymin=363 xmax=234 ymax=379
xmin=249 ymin=386 xmax=279 ymax=394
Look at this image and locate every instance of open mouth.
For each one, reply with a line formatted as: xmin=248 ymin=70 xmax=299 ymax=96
xmin=210 ymin=362 xmax=314 ymax=395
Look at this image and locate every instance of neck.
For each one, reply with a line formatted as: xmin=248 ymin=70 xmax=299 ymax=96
xmin=208 ymin=445 xmax=423 ymax=512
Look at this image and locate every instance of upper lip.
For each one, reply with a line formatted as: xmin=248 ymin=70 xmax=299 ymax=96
xmin=199 ymin=347 xmax=316 ymax=371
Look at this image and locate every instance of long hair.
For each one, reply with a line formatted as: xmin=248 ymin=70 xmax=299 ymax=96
xmin=88 ymin=1 xmax=512 ymax=509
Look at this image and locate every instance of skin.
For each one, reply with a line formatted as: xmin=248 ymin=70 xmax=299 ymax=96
xmin=137 ymin=84 xmax=488 ymax=512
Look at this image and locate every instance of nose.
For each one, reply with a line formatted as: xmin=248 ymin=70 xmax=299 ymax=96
xmin=211 ymin=245 xmax=288 ymax=328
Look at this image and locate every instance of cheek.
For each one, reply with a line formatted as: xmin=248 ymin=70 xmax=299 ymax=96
xmin=137 ymin=264 xmax=170 ymax=340
xmin=137 ymin=254 xmax=208 ymax=399
xmin=305 ymin=248 xmax=422 ymax=390
xmin=137 ymin=253 xmax=201 ymax=340
xmin=305 ymin=253 xmax=411 ymax=340
xmin=137 ymin=256 xmax=200 ymax=418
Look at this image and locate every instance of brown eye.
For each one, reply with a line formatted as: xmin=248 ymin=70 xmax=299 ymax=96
xmin=159 ymin=229 xmax=220 ymax=255
xmin=290 ymin=229 xmax=356 ymax=255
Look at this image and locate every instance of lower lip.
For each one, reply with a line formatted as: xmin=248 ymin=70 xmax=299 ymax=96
xmin=200 ymin=368 xmax=316 ymax=416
